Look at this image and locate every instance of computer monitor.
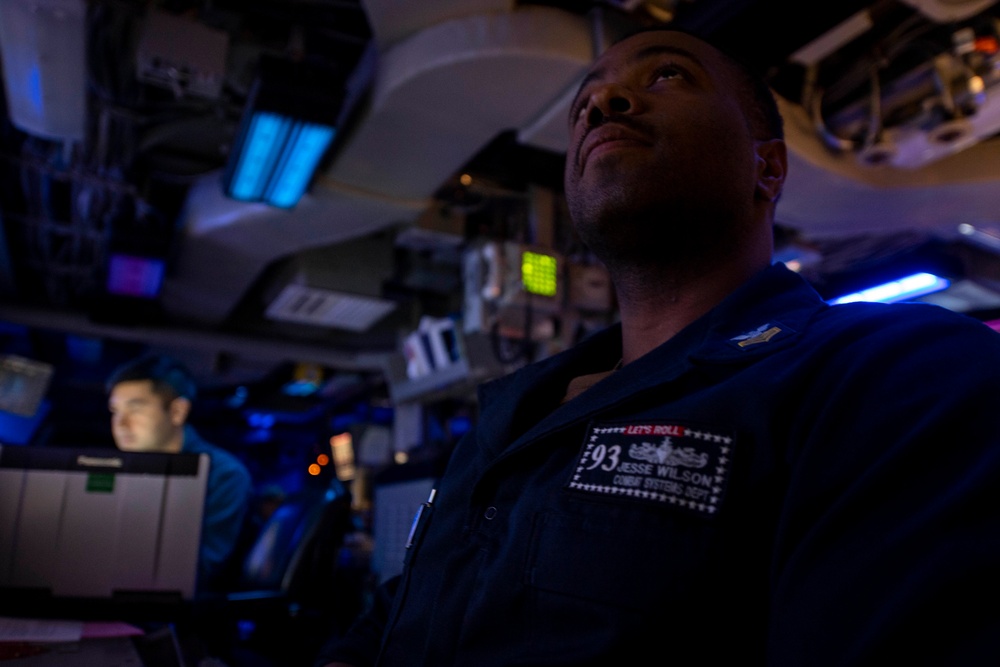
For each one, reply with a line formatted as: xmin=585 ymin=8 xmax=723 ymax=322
xmin=0 ymin=445 xmax=209 ymax=612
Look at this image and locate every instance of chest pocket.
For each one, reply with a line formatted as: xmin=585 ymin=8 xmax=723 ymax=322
xmin=525 ymin=502 xmax=720 ymax=612
xmin=524 ymin=419 xmax=738 ymax=610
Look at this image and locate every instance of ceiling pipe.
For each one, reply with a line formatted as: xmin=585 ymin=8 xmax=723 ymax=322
xmin=0 ymin=303 xmax=391 ymax=373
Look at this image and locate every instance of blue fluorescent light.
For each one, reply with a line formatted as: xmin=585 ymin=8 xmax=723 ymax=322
xmin=229 ymin=111 xmax=292 ymax=201
xmin=830 ymin=272 xmax=951 ymax=305
xmin=264 ymin=122 xmax=336 ymax=208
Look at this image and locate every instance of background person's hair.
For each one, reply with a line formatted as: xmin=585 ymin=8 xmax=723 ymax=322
xmin=106 ymin=353 xmax=198 ymax=404
xmin=618 ymin=25 xmax=784 ymax=142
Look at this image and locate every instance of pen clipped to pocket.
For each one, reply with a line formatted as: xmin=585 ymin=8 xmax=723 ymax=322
xmin=404 ymin=488 xmax=437 ymax=558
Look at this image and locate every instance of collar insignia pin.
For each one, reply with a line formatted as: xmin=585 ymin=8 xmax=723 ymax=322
xmin=731 ymin=323 xmax=782 ymax=348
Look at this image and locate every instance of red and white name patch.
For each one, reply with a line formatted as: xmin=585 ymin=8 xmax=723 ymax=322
xmin=567 ymin=421 xmax=734 ymax=518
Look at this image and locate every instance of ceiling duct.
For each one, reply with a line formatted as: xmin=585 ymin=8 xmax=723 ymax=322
xmin=261 ymin=232 xmax=399 ymax=333
xmin=163 ymin=6 xmax=595 ymax=329
xmin=799 ymin=3 xmax=1000 ymax=169
xmin=899 ymin=0 xmax=999 ymax=23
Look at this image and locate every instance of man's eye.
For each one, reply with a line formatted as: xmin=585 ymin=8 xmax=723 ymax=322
xmin=654 ymin=65 xmax=683 ymax=81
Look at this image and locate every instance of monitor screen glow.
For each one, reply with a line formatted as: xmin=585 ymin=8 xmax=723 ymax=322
xmin=106 ymin=253 xmax=166 ymax=298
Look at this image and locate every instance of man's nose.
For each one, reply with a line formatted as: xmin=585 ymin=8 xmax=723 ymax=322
xmin=586 ymin=83 xmax=634 ymax=126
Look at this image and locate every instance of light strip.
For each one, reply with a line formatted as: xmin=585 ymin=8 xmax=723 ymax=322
xmin=830 ymin=272 xmax=951 ymax=304
xmin=229 ymin=111 xmax=292 ymax=201
xmin=264 ymin=121 xmax=336 ymax=208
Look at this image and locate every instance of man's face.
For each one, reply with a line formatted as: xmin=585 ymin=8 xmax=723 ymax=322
xmin=563 ymin=30 xmax=760 ymax=260
xmin=108 ymin=380 xmax=183 ymax=453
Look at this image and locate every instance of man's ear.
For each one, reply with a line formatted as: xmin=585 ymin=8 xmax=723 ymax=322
xmin=754 ymin=138 xmax=787 ymax=203
xmin=169 ymin=396 xmax=191 ymax=427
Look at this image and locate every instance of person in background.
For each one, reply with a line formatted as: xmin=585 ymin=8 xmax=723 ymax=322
xmin=314 ymin=25 xmax=1000 ymax=667
xmin=254 ymin=483 xmax=288 ymax=525
xmin=107 ymin=352 xmax=254 ymax=594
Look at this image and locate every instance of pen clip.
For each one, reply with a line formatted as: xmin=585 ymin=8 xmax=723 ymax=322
xmin=405 ymin=488 xmax=437 ymax=549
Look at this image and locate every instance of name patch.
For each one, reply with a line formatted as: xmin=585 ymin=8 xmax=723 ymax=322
xmin=567 ymin=421 xmax=734 ymax=517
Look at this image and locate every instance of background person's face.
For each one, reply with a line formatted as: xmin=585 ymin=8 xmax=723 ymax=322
xmin=108 ymin=380 xmax=181 ymax=452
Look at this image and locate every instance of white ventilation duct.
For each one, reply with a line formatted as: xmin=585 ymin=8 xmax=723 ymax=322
xmin=898 ymin=0 xmax=999 ymax=23
xmin=162 ymin=6 xmax=596 ymax=328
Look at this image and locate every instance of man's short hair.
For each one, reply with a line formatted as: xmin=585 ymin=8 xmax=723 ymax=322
xmin=617 ymin=25 xmax=784 ymax=142
xmin=106 ymin=353 xmax=197 ymax=403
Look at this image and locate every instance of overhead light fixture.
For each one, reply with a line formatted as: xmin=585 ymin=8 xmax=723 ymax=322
xmin=222 ymin=56 xmax=347 ymax=208
xmin=227 ymin=112 xmax=336 ymax=207
xmin=829 ymin=272 xmax=951 ymax=305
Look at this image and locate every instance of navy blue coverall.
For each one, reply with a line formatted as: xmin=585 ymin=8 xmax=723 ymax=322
xmin=317 ymin=262 xmax=1000 ymax=666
